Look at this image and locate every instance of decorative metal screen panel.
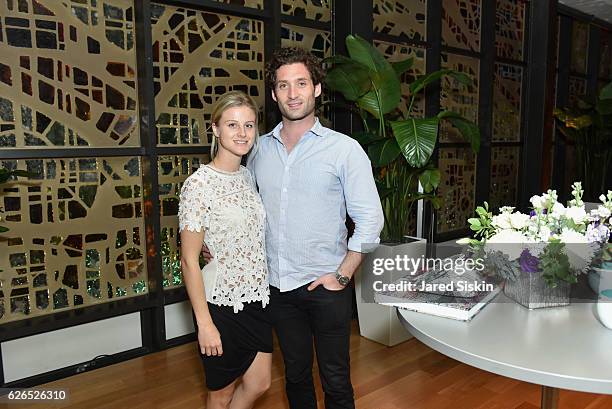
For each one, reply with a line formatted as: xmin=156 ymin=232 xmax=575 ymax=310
xmin=281 ymin=0 xmax=331 ymax=23
xmin=151 ymin=4 xmax=265 ymax=145
xmin=495 ymin=0 xmax=525 ymax=61
xmin=568 ymin=75 xmax=587 ymax=107
xmin=0 ymin=0 xmax=139 ymax=148
xmin=601 ymin=30 xmax=611 ymax=79
xmin=158 ymin=155 xmax=209 ymax=289
xmin=442 ymin=0 xmax=481 ymax=52
xmin=436 ymin=148 xmax=476 ymax=234
xmin=440 ymin=53 xmax=479 ymax=142
xmin=570 ymin=20 xmax=589 ymax=74
xmin=374 ymin=40 xmax=426 ymax=118
xmin=373 ymin=0 xmax=427 ymax=42
xmin=211 ymin=0 xmax=264 ymax=9
xmin=0 ymin=157 xmax=147 ymax=324
xmin=281 ymin=24 xmax=332 ymax=125
xmin=493 ymin=63 xmax=522 ymax=142
xmin=490 ymin=146 xmax=519 ymax=211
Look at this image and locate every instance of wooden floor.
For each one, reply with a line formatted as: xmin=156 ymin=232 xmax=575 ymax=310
xmin=3 ymin=321 xmax=611 ymax=409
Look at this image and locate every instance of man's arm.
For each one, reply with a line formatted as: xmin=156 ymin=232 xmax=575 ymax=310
xmin=307 ymin=250 xmax=363 ymax=291
xmin=307 ymin=140 xmax=383 ymax=291
xmin=341 ymin=140 xmax=385 ymax=255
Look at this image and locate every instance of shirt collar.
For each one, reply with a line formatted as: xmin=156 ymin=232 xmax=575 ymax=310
xmin=267 ymin=117 xmax=325 ymax=141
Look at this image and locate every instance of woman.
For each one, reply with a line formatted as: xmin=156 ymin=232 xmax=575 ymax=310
xmin=178 ymin=91 xmax=271 ymax=409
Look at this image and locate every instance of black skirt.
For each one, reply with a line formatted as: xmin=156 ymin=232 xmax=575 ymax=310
xmin=193 ymin=301 xmax=273 ymax=391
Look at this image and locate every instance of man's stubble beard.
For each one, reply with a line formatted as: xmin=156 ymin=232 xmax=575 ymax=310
xmin=279 ymin=100 xmax=316 ymax=122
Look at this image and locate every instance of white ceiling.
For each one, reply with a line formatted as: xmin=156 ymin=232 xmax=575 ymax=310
xmin=559 ymin=0 xmax=612 ymax=25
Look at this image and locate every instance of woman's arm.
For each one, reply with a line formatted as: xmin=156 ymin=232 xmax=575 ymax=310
xmin=180 ymin=230 xmax=223 ymax=356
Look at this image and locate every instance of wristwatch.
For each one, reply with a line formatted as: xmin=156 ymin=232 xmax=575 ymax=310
xmin=335 ymin=270 xmax=350 ymax=286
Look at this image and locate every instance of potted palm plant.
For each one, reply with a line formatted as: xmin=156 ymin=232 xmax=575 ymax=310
xmin=324 ymin=35 xmax=480 ymax=345
xmin=553 ymin=80 xmax=612 ymax=202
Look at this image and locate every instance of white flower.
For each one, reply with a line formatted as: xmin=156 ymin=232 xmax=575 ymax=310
xmin=530 ymin=195 xmax=544 ymax=209
xmin=492 ymin=213 xmax=512 ymax=230
xmin=487 ymin=229 xmax=530 ymax=260
xmin=565 ymin=206 xmax=588 ymax=225
xmin=557 ymin=228 xmax=588 ymax=244
xmin=499 ymin=206 xmax=515 ymax=214
xmin=600 ymin=194 xmax=607 ymax=203
xmin=508 ymin=212 xmax=530 ymax=229
xmin=551 ymin=202 xmax=566 ymax=218
xmin=596 ymin=205 xmax=611 ymax=220
xmin=536 ymin=225 xmax=552 ymax=242
xmin=557 ymin=228 xmax=594 ymax=272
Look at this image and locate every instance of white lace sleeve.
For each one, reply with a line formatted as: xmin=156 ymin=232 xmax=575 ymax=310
xmin=178 ymin=174 xmax=209 ymax=233
xmin=244 ymin=167 xmax=258 ymax=191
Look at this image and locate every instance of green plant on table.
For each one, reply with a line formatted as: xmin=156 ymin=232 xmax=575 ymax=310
xmin=324 ymin=35 xmax=480 ymax=242
xmin=553 ymin=80 xmax=612 ymax=201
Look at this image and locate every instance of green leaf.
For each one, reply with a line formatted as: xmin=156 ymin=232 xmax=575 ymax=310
xmin=448 ymin=71 xmax=472 ymax=87
xmin=475 ymin=206 xmax=488 ymax=217
xmin=11 ymin=170 xmax=31 ymax=178
xmin=357 ymin=90 xmax=383 ymax=119
xmin=596 ymin=98 xmax=612 ymax=115
xmin=577 ymin=97 xmax=593 ymax=110
xmin=346 ymin=35 xmax=392 ymax=74
xmin=468 ymin=218 xmax=481 ymax=226
xmin=345 ymin=35 xmax=401 ymax=116
xmin=375 ymin=181 xmax=397 ymax=200
xmin=322 ymin=55 xmax=356 ymax=66
xmin=410 ymin=69 xmax=472 ymax=97
xmin=447 ymin=116 xmax=481 ymax=153
xmin=418 ymin=168 xmax=441 ymax=192
xmin=430 ymin=196 xmax=443 ymax=210
xmin=351 ymin=131 xmax=384 ymax=146
xmin=390 ymin=117 xmax=439 ymax=168
xmin=600 ymin=80 xmax=612 ymax=100
xmin=0 ymin=226 xmax=8 ymax=233
xmin=368 ymin=138 xmax=401 ymax=166
xmin=409 ymin=69 xmax=453 ymax=95
xmin=325 ymin=62 xmax=372 ymax=101
xmin=391 ymin=58 xmax=414 ymax=76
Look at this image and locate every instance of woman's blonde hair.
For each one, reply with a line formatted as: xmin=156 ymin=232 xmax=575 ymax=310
xmin=210 ymin=90 xmax=260 ymax=159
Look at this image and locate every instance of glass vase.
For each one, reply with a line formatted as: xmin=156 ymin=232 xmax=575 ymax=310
xmin=504 ymin=271 xmax=570 ymax=309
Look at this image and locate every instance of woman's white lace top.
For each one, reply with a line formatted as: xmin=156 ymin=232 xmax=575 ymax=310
xmin=178 ymin=164 xmax=269 ymax=313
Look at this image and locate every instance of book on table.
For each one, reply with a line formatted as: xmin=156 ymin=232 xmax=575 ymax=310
xmin=374 ymin=259 xmax=501 ymax=321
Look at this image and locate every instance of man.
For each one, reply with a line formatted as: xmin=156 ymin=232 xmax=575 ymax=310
xmin=248 ymin=47 xmax=384 ymax=409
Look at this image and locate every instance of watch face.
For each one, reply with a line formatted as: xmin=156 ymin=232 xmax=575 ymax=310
xmin=337 ymin=274 xmax=350 ymax=286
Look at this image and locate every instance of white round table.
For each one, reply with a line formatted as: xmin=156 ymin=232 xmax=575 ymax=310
xmin=397 ymin=294 xmax=612 ymax=409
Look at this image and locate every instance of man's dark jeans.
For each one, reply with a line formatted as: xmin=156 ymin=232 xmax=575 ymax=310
xmin=269 ymin=283 xmax=355 ymax=409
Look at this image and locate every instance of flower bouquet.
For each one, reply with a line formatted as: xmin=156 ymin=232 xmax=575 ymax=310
xmin=466 ymin=182 xmax=612 ymax=309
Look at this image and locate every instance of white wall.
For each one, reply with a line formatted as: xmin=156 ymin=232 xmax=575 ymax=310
xmin=2 ymin=312 xmax=142 ymax=383
xmin=164 ymin=300 xmax=195 ymax=340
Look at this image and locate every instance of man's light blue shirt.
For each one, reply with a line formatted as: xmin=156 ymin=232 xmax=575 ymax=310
xmin=248 ymin=118 xmax=384 ymax=292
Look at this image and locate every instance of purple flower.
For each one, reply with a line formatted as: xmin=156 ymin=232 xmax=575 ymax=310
xmin=519 ymin=249 xmax=540 ymax=273
xmin=586 ymin=223 xmax=611 ymax=243
xmin=529 ymin=210 xmax=536 ymax=217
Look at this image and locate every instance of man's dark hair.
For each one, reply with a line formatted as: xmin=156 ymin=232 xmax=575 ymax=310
xmin=265 ymin=47 xmax=326 ymax=89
